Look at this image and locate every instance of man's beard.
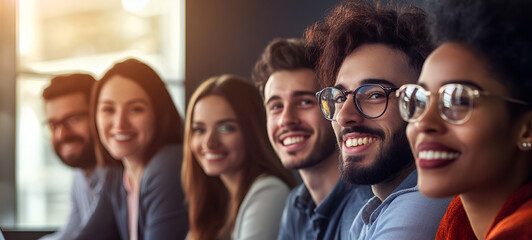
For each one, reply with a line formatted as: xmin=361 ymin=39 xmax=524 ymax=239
xmin=54 ymin=135 xmax=96 ymax=170
xmin=339 ymin=124 xmax=414 ymax=185
xmin=284 ymin=127 xmax=337 ymax=170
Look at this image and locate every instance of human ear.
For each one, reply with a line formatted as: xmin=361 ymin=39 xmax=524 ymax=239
xmin=517 ymin=111 xmax=532 ymax=151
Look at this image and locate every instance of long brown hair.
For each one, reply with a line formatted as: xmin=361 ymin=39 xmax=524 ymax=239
xmin=90 ymin=58 xmax=184 ymax=167
xmin=182 ymin=75 xmax=295 ymax=240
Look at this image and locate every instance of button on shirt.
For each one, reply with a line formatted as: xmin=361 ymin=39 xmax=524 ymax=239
xmin=278 ymin=179 xmax=373 ymax=240
xmin=349 ymin=170 xmax=452 ymax=240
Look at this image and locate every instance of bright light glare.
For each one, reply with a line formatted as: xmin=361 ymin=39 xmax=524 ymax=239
xmin=122 ymin=0 xmax=150 ymax=13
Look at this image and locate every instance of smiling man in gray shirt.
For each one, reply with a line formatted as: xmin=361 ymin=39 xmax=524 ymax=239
xmin=40 ymin=74 xmax=114 ymax=240
xmin=306 ymin=1 xmax=451 ymax=239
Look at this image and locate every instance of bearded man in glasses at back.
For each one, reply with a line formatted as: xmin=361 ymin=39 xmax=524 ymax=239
xmin=40 ymin=73 xmax=118 ymax=240
xmin=307 ymin=1 xmax=452 ymax=239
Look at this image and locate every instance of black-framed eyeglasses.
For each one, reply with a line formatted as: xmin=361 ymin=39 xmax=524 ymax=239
xmin=396 ymin=83 xmax=530 ymax=124
xmin=315 ymin=84 xmax=399 ymax=121
xmin=46 ymin=112 xmax=89 ymax=132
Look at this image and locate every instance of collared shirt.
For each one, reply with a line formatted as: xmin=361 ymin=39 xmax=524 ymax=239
xmin=349 ymin=170 xmax=451 ymax=240
xmin=40 ymin=167 xmax=107 ymax=240
xmin=278 ymin=179 xmax=373 ymax=240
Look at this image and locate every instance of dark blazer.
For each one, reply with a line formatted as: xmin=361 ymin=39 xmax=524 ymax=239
xmin=76 ymin=144 xmax=188 ymax=240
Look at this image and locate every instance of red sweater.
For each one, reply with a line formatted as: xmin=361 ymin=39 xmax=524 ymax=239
xmin=436 ymin=181 xmax=532 ymax=240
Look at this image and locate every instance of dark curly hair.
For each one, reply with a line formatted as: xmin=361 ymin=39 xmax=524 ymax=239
xmin=305 ymin=0 xmax=433 ymax=87
xmin=251 ymin=38 xmax=319 ymax=97
xmin=428 ymin=0 xmax=532 ymax=105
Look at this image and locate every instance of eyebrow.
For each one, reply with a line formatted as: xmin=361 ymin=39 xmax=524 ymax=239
xmin=99 ymin=98 xmax=150 ymax=106
xmin=419 ymin=80 xmax=484 ymax=91
xmin=265 ymin=90 xmax=316 ymax=105
xmin=334 ymin=78 xmax=396 ymax=90
xmin=192 ymin=118 xmax=238 ymax=126
xmin=47 ymin=110 xmax=88 ymax=123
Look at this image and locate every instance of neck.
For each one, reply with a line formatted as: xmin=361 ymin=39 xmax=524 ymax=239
xmin=122 ymin=157 xmax=146 ymax=190
xmin=372 ymin=164 xmax=415 ymax=201
xmin=460 ymin=192 xmax=508 ymax=239
xmin=459 ymin=157 xmax=531 ymax=239
xmin=299 ymin=151 xmax=340 ymax=206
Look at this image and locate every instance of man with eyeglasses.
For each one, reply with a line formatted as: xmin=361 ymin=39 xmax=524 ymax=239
xmin=40 ymin=74 xmax=109 ymax=240
xmin=307 ymin=1 xmax=451 ymax=239
xmin=252 ymin=38 xmax=373 ymax=240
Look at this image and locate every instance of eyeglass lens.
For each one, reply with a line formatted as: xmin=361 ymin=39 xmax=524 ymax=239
xmin=318 ymin=85 xmax=390 ymax=120
xmin=397 ymin=84 xmax=474 ymax=124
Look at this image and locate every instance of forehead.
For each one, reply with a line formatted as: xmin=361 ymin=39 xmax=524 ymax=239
xmin=264 ymin=69 xmax=318 ymax=100
xmin=419 ymin=43 xmax=499 ymax=90
xmin=99 ymin=75 xmax=150 ymax=102
xmin=45 ymin=92 xmax=88 ymax=119
xmin=336 ymin=44 xmax=418 ymax=88
xmin=193 ymin=95 xmax=237 ymax=122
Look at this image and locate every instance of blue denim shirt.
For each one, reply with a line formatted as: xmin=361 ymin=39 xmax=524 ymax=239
xmin=277 ymin=178 xmax=373 ymax=240
xmin=349 ymin=170 xmax=452 ymax=240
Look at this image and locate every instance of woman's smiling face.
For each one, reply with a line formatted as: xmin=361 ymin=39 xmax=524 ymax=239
xmin=96 ymin=75 xmax=156 ymax=162
xmin=191 ymin=95 xmax=246 ymax=178
xmin=407 ymin=42 xmax=526 ymax=198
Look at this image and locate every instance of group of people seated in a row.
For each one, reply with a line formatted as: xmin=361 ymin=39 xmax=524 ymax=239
xmin=13 ymin=0 xmax=531 ymax=239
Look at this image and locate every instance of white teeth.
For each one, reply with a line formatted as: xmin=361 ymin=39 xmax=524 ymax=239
xmin=62 ymin=144 xmax=74 ymax=151
xmin=345 ymin=137 xmax=376 ymax=148
xmin=282 ymin=136 xmax=305 ymax=146
xmin=205 ymin=153 xmax=224 ymax=160
xmin=419 ymin=150 xmax=460 ymax=160
xmin=114 ymin=134 xmax=133 ymax=141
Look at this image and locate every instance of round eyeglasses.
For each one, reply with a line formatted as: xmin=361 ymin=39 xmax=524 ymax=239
xmin=396 ymin=83 xmax=530 ymax=124
xmin=315 ymin=84 xmax=399 ymax=121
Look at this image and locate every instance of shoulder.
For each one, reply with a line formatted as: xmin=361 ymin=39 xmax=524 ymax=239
xmin=233 ymin=176 xmax=290 ymax=239
xmin=488 ymin=197 xmax=532 ymax=239
xmin=245 ymin=175 xmax=291 ymax=200
xmin=142 ymin=145 xmax=182 ymax=187
xmin=365 ymin=188 xmax=451 ymax=239
xmin=239 ymin=175 xmax=291 ymax=212
xmin=139 ymin=145 xmax=184 ymax=206
xmin=145 ymin=145 xmax=182 ymax=174
xmin=381 ymin=187 xmax=451 ymax=219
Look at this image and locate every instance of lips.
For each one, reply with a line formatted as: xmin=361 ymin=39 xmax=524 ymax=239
xmin=112 ymin=133 xmax=134 ymax=142
xmin=59 ymin=141 xmax=82 ymax=157
xmin=277 ymin=130 xmax=311 ymax=153
xmin=205 ymin=152 xmax=225 ymax=160
xmin=416 ymin=142 xmax=461 ymax=169
xmin=345 ymin=137 xmax=377 ymax=147
xmin=281 ymin=135 xmax=307 ymax=146
xmin=341 ymin=133 xmax=379 ymax=155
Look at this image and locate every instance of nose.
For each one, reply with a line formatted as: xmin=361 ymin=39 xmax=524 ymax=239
xmin=54 ymin=124 xmax=72 ymax=142
xmin=335 ymin=95 xmax=365 ymax=127
xmin=412 ymin=98 xmax=446 ymax=134
xmin=278 ymin=104 xmax=300 ymax=128
xmin=113 ymin=109 xmax=130 ymax=129
xmin=204 ymin=129 xmax=220 ymax=149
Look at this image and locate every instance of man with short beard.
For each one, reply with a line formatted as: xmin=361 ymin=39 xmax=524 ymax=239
xmin=253 ymin=38 xmax=373 ymax=240
xmin=40 ymin=74 xmax=114 ymax=240
xmin=306 ymin=1 xmax=451 ymax=239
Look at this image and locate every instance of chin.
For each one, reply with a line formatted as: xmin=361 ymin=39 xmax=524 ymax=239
xmin=418 ymin=182 xmax=453 ymax=199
